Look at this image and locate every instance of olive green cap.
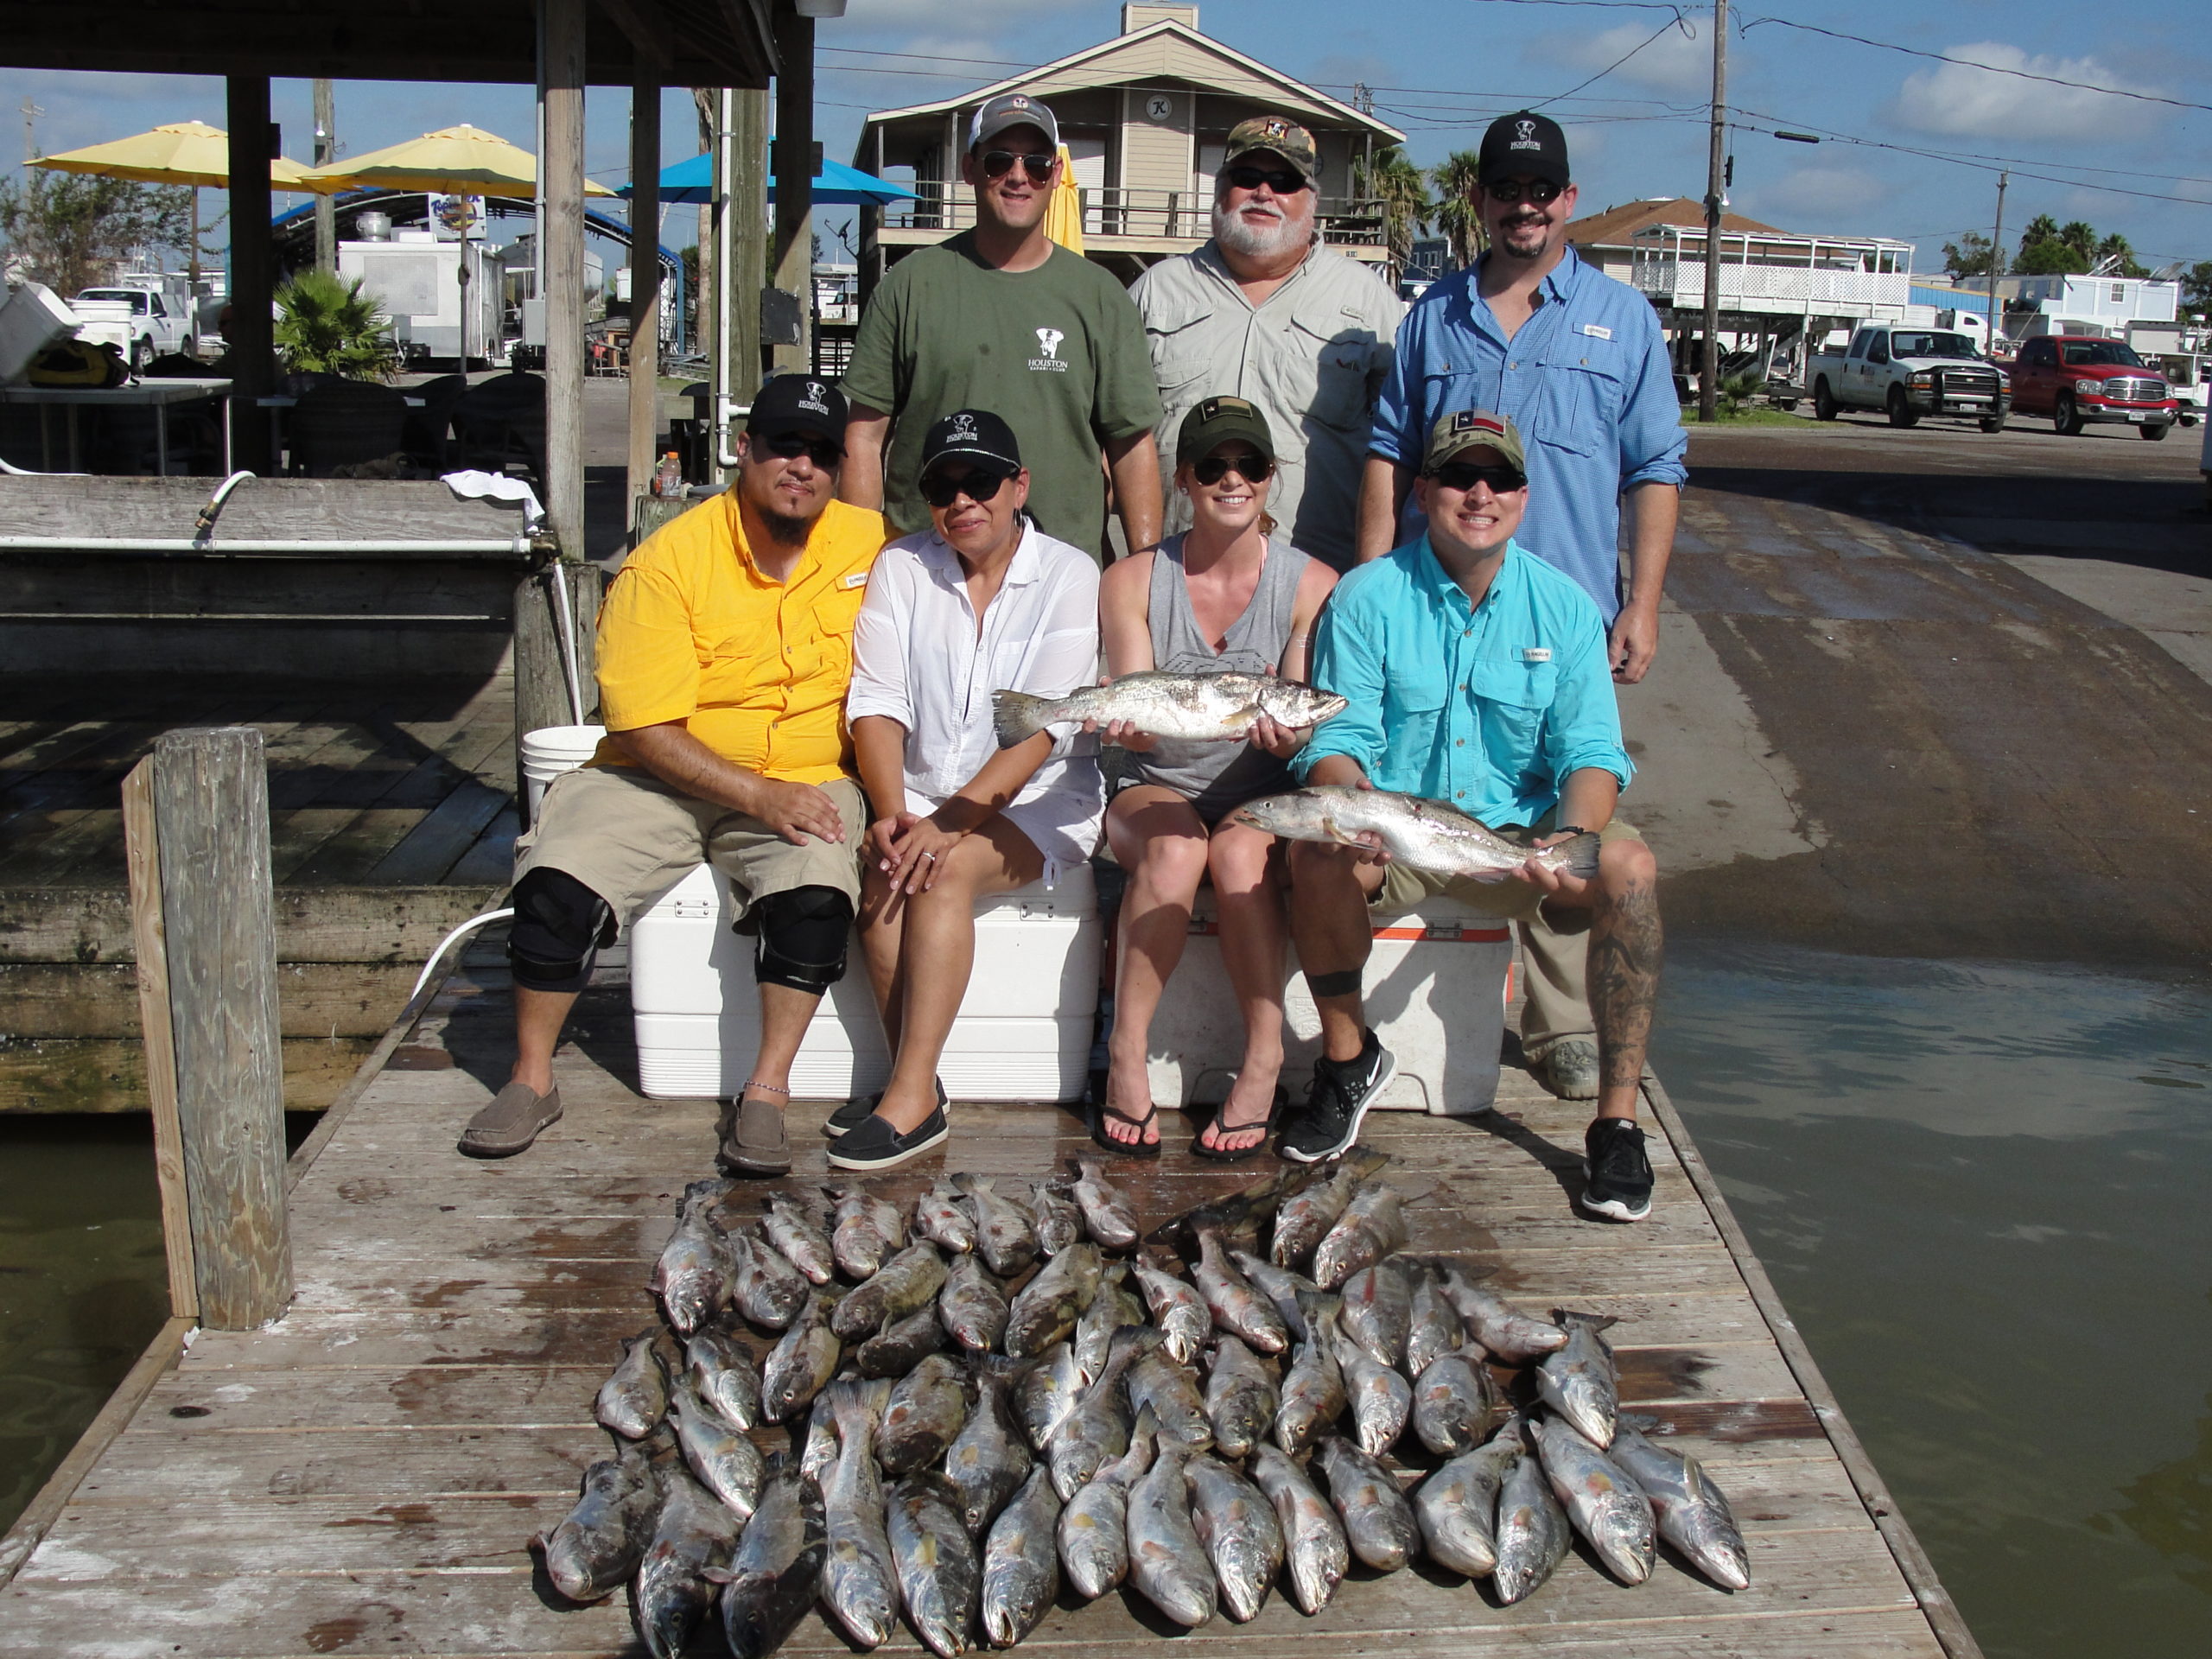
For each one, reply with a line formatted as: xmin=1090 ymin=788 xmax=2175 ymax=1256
xmin=1222 ymin=116 xmax=1319 ymax=184
xmin=1177 ymin=394 xmax=1276 ymax=466
xmin=1424 ymin=408 xmax=1528 ymax=474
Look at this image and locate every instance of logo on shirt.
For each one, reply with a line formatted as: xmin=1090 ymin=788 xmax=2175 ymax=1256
xmin=1580 ymin=323 xmax=1612 ymax=341
xmin=1030 ymin=326 xmax=1069 ymax=372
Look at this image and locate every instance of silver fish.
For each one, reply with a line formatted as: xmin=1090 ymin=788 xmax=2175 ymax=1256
xmin=1313 ymin=1434 xmax=1418 ymax=1573
xmin=1126 ymin=1337 xmax=1214 ymax=1452
xmin=1050 ymin=1325 xmax=1157 ymax=1499
xmin=1058 ymin=1402 xmax=1155 ymax=1599
xmin=1231 ymin=785 xmax=1599 ymax=882
xmin=760 ymin=1290 xmax=841 ymax=1423
xmin=1275 ymin=1293 xmax=1347 ymax=1455
xmin=537 ymin=1433 xmax=664 ymax=1602
xmin=833 ymin=1238 xmax=948 ymax=1342
xmin=825 ymin=1179 xmax=906 ymax=1280
xmin=685 ymin=1319 xmax=760 ymax=1432
xmin=1412 ymin=1346 xmax=1504 ymax=1458
xmin=1404 ymin=1260 xmax=1469 ymax=1377
xmin=652 ymin=1178 xmax=736 ymax=1335
xmin=1427 ymin=1260 xmax=1567 ymax=1363
xmin=1493 ymin=1421 xmax=1573 ymax=1605
xmin=1535 ymin=1309 xmax=1621 ymax=1447
xmin=1071 ymin=1158 xmax=1141 ymax=1250
xmin=798 ymin=1389 xmax=841 ymax=1486
xmin=1249 ymin=1442 xmax=1348 ymax=1616
xmin=1230 ymin=1249 xmax=1316 ymax=1342
xmin=993 ymin=670 xmax=1346 ymax=747
xmin=1071 ymin=1260 xmax=1146 ymax=1382
xmin=939 ymin=1252 xmax=1011 ymax=1353
xmin=1148 ymin=1162 xmax=1325 ymax=1255
xmin=671 ymin=1378 xmax=764 ymax=1520
xmin=1130 ymin=1257 xmax=1211 ymax=1363
xmin=729 ymin=1228 xmax=808 ymax=1331
xmin=823 ymin=1378 xmax=901 ymax=1649
xmin=719 ymin=1458 xmax=828 ymax=1659
xmin=636 ymin=1470 xmax=741 ymax=1659
xmin=1187 ymin=1452 xmax=1286 ymax=1624
xmin=1338 ymin=1255 xmax=1414 ymax=1369
xmin=980 ymin=1464 xmax=1061 ymax=1648
xmin=1031 ymin=1179 xmax=1084 ymax=1258
xmin=1332 ymin=1328 xmax=1412 ymax=1458
xmin=945 ymin=1360 xmax=1034 ymax=1539
xmin=1128 ymin=1440 xmax=1217 ymax=1627
xmin=1608 ymin=1419 xmax=1750 ymax=1591
xmin=915 ymin=1176 xmax=978 ymax=1255
xmin=596 ymin=1326 xmax=671 ymax=1440
xmin=1312 ymin=1180 xmax=1424 ymax=1290
xmin=1203 ymin=1333 xmax=1280 ymax=1460
xmin=1014 ymin=1339 xmax=1087 ymax=1452
xmin=858 ymin=1300 xmax=950 ymax=1377
xmin=890 ymin=1471 xmax=982 ymax=1659
xmin=1005 ymin=1241 xmax=1103 ymax=1359
xmin=1270 ymin=1147 xmax=1389 ymax=1270
xmin=1414 ymin=1434 xmax=1518 ymax=1579
xmin=1532 ymin=1413 xmax=1655 ymax=1584
xmin=762 ymin=1192 xmax=837 ymax=1285
xmin=1194 ymin=1225 xmax=1290 ymax=1354
xmin=955 ymin=1173 xmax=1039 ymax=1279
xmin=880 ymin=1351 xmax=974 ymax=1475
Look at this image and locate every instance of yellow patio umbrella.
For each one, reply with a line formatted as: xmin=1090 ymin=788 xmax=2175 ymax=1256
xmin=1044 ymin=144 xmax=1085 ymax=255
xmin=30 ymin=119 xmax=315 ymax=188
xmin=297 ymin=123 xmax=615 ymax=198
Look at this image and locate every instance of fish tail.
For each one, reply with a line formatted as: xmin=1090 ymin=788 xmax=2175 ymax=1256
xmin=991 ymin=689 xmax=1055 ymax=748
xmin=1549 ymin=831 xmax=1601 ymax=879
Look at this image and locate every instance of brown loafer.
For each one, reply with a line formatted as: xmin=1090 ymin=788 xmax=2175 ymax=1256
xmin=718 ymin=1092 xmax=791 ymax=1176
xmin=458 ymin=1081 xmax=563 ymax=1157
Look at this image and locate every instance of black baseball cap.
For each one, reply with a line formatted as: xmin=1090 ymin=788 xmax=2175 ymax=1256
xmin=1479 ymin=110 xmax=1570 ymax=189
xmin=918 ymin=409 xmax=1023 ymax=480
xmin=1176 ymin=395 xmax=1275 ymax=465
xmin=747 ymin=374 xmax=847 ymax=447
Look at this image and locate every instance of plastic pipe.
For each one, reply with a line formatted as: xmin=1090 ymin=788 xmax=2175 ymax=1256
xmin=408 ymin=906 xmax=516 ymax=1005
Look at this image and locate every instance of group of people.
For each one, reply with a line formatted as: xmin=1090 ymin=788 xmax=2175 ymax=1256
xmin=459 ymin=101 xmax=1683 ymax=1224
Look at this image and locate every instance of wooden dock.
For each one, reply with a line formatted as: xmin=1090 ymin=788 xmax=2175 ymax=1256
xmin=0 ymin=948 xmax=1980 ymax=1658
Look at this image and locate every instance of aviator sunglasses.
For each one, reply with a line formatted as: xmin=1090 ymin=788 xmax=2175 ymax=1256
xmin=920 ymin=467 xmax=1009 ymax=508
xmin=1483 ymin=177 xmax=1564 ymax=205
xmin=1192 ymin=452 xmax=1274 ymax=486
xmin=981 ymin=149 xmax=1056 ymax=183
xmin=757 ymin=432 xmax=842 ymax=467
xmin=1429 ymin=461 xmax=1528 ymax=494
xmin=1223 ymin=164 xmax=1308 ymax=194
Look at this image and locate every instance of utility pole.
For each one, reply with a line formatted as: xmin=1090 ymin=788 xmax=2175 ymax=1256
xmin=312 ymin=79 xmax=336 ymax=274
xmin=21 ymin=96 xmax=43 ymax=165
xmin=1987 ymin=170 xmax=2007 ymax=347
xmin=1699 ymin=0 xmax=1727 ymax=422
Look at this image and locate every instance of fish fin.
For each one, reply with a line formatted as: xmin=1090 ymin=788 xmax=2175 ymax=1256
xmin=1550 ymin=831 xmax=1601 ymax=879
xmin=1551 ymin=1307 xmax=1618 ymax=1332
xmin=991 ymin=689 xmax=1055 ymax=748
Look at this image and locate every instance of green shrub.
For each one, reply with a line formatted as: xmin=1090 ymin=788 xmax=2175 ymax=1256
xmin=273 ymin=269 xmax=400 ymax=380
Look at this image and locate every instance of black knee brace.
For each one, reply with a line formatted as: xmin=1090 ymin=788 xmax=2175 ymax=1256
xmin=508 ymin=867 xmax=617 ymax=993
xmin=753 ymin=885 xmax=852 ymax=995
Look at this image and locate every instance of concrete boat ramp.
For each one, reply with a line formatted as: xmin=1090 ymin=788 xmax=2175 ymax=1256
xmin=0 ymin=949 xmax=1980 ymax=1658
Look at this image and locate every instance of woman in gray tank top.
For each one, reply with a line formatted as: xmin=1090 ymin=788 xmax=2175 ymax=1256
xmin=1090 ymin=397 xmax=1338 ymax=1159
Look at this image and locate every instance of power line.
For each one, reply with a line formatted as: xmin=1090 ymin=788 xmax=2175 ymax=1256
xmin=1529 ymin=11 xmax=1694 ymax=112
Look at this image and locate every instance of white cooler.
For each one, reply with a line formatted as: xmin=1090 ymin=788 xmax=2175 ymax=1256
xmin=629 ymin=862 xmax=1102 ymax=1102
xmin=1142 ymin=890 xmax=1516 ymax=1116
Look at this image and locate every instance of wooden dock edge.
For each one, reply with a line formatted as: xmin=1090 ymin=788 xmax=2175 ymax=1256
xmin=1643 ymin=1072 xmax=1986 ymax=1659
xmin=0 ymin=944 xmax=467 ymax=1591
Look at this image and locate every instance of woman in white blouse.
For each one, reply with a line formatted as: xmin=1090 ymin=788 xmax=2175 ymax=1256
xmin=829 ymin=409 xmax=1104 ymax=1171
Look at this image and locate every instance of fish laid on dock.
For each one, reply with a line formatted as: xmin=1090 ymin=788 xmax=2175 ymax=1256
xmin=1610 ymin=1416 xmax=1751 ymax=1591
xmin=718 ymin=1458 xmax=828 ymax=1659
xmin=992 ymin=671 xmax=1346 ymax=747
xmin=1232 ymin=785 xmax=1599 ymax=881
xmin=634 ymin=1469 xmax=741 ymax=1659
xmin=1536 ymin=1309 xmax=1622 ymax=1447
xmin=538 ymin=1433 xmax=665 ymax=1602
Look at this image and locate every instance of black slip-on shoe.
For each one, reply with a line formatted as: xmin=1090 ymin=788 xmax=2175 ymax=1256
xmin=825 ymin=1077 xmax=946 ymax=1138
xmin=1579 ymin=1116 xmax=1654 ymax=1223
xmin=827 ymin=1105 xmax=950 ymax=1173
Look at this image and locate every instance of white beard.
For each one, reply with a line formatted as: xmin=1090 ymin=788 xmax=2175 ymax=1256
xmin=1211 ymin=200 xmax=1313 ymax=262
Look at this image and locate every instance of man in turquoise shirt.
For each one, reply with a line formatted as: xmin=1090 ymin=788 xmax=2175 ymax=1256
xmin=1280 ymin=410 xmax=1665 ymax=1222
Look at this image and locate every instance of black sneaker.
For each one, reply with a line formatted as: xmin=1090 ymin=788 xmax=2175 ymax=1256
xmin=1279 ymin=1031 xmax=1396 ymax=1164
xmin=828 ymin=1105 xmax=950 ymax=1172
xmin=824 ymin=1077 xmax=947 ymax=1139
xmin=1580 ymin=1117 xmax=1653 ymax=1222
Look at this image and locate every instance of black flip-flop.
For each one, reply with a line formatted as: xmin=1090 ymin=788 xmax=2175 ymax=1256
xmin=1190 ymin=1085 xmax=1287 ymax=1162
xmin=1091 ymin=1099 xmax=1163 ymax=1160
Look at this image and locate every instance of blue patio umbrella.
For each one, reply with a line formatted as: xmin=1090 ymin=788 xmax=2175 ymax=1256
xmin=620 ymin=151 xmax=914 ymax=207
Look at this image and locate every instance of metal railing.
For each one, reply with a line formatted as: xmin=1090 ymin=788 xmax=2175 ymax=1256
xmin=886 ymin=181 xmax=1386 ymax=247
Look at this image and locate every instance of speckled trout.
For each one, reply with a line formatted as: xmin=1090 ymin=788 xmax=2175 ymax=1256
xmin=994 ymin=671 xmax=1346 ymax=747
xmin=1231 ymin=785 xmax=1599 ymax=880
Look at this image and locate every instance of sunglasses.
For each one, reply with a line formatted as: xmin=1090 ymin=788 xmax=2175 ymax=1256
xmin=1224 ymin=164 xmax=1308 ymax=194
xmin=1192 ymin=453 xmax=1274 ymax=486
xmin=1483 ymin=177 xmax=1564 ymax=205
xmin=980 ymin=149 xmax=1056 ymax=184
xmin=921 ymin=468 xmax=1008 ymax=508
xmin=756 ymin=431 xmax=842 ymax=467
xmin=1429 ymin=461 xmax=1527 ymax=494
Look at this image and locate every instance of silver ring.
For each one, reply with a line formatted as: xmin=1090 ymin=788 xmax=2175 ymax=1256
xmin=921 ymin=851 xmax=938 ymax=861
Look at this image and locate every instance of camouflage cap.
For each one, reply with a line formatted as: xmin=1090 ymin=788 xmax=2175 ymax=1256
xmin=1424 ymin=409 xmax=1529 ymax=475
xmin=1222 ymin=116 xmax=1319 ymax=184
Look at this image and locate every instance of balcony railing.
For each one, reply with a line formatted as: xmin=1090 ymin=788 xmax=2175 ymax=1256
xmin=1631 ymin=255 xmax=1913 ymax=313
xmin=884 ymin=181 xmax=1385 ymax=248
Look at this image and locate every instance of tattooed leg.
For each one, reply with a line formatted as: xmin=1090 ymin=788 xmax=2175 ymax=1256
xmin=1586 ymin=839 xmax=1663 ymax=1122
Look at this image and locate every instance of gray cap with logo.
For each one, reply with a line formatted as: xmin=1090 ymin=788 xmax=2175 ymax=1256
xmin=969 ymin=92 xmax=1060 ymax=153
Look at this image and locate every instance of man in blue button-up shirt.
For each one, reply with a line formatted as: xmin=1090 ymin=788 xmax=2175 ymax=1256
xmin=1280 ymin=410 xmax=1665 ymax=1222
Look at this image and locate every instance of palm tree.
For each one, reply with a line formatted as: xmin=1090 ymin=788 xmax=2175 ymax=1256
xmin=2057 ymin=220 xmax=2099 ymax=262
xmin=2017 ymin=213 xmax=2061 ymax=257
xmin=2093 ymin=232 xmax=2145 ymax=277
xmin=273 ymin=269 xmax=400 ymax=380
xmin=1354 ymin=144 xmax=1430 ymax=277
xmin=1428 ymin=149 xmax=1485 ymax=269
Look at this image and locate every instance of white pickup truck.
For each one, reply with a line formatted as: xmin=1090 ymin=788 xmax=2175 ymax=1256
xmin=1808 ymin=323 xmax=2009 ymax=432
xmin=69 ymin=283 xmax=195 ymax=372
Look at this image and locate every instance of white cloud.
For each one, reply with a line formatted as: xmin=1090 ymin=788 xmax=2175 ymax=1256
xmin=1742 ymin=164 xmax=1885 ymax=227
xmin=1536 ymin=18 xmax=1713 ymax=99
xmin=1890 ymin=42 xmax=2166 ymax=140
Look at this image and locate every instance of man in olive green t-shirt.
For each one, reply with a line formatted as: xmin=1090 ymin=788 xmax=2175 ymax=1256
xmin=841 ymin=92 xmax=1163 ymax=563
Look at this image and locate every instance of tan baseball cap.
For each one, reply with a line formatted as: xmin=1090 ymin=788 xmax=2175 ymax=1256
xmin=1424 ymin=409 xmax=1528 ymax=474
xmin=1223 ymin=116 xmax=1319 ymax=185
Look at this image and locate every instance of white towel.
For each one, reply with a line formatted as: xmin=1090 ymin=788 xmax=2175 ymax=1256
xmin=441 ymin=468 xmax=546 ymax=533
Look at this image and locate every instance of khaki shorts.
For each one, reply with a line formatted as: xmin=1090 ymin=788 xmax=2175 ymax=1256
xmin=1372 ymin=813 xmax=1644 ymax=922
xmin=513 ymin=765 xmax=868 ymax=925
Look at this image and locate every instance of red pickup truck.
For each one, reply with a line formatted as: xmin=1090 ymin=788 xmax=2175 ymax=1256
xmin=2007 ymin=335 xmax=2178 ymax=439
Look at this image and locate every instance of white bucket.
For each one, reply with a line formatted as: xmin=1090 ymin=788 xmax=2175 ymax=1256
xmin=520 ymin=724 xmax=607 ymax=823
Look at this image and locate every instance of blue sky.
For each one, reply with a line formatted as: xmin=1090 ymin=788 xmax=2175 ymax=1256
xmin=3 ymin=0 xmax=2208 ymax=271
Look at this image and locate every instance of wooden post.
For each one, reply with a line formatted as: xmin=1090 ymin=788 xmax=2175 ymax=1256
xmin=148 ymin=728 xmax=290 ymax=1329
xmin=225 ymin=76 xmax=275 ymax=472
xmin=768 ymin=10 xmax=815 ymax=378
xmin=541 ymin=0 xmax=587 ymax=558
xmin=513 ymin=562 xmax=605 ymax=827
xmin=120 ymin=760 xmax=196 ymax=1321
xmin=732 ymin=87 xmax=769 ymax=392
xmin=626 ymin=74 xmax=664 ymax=518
